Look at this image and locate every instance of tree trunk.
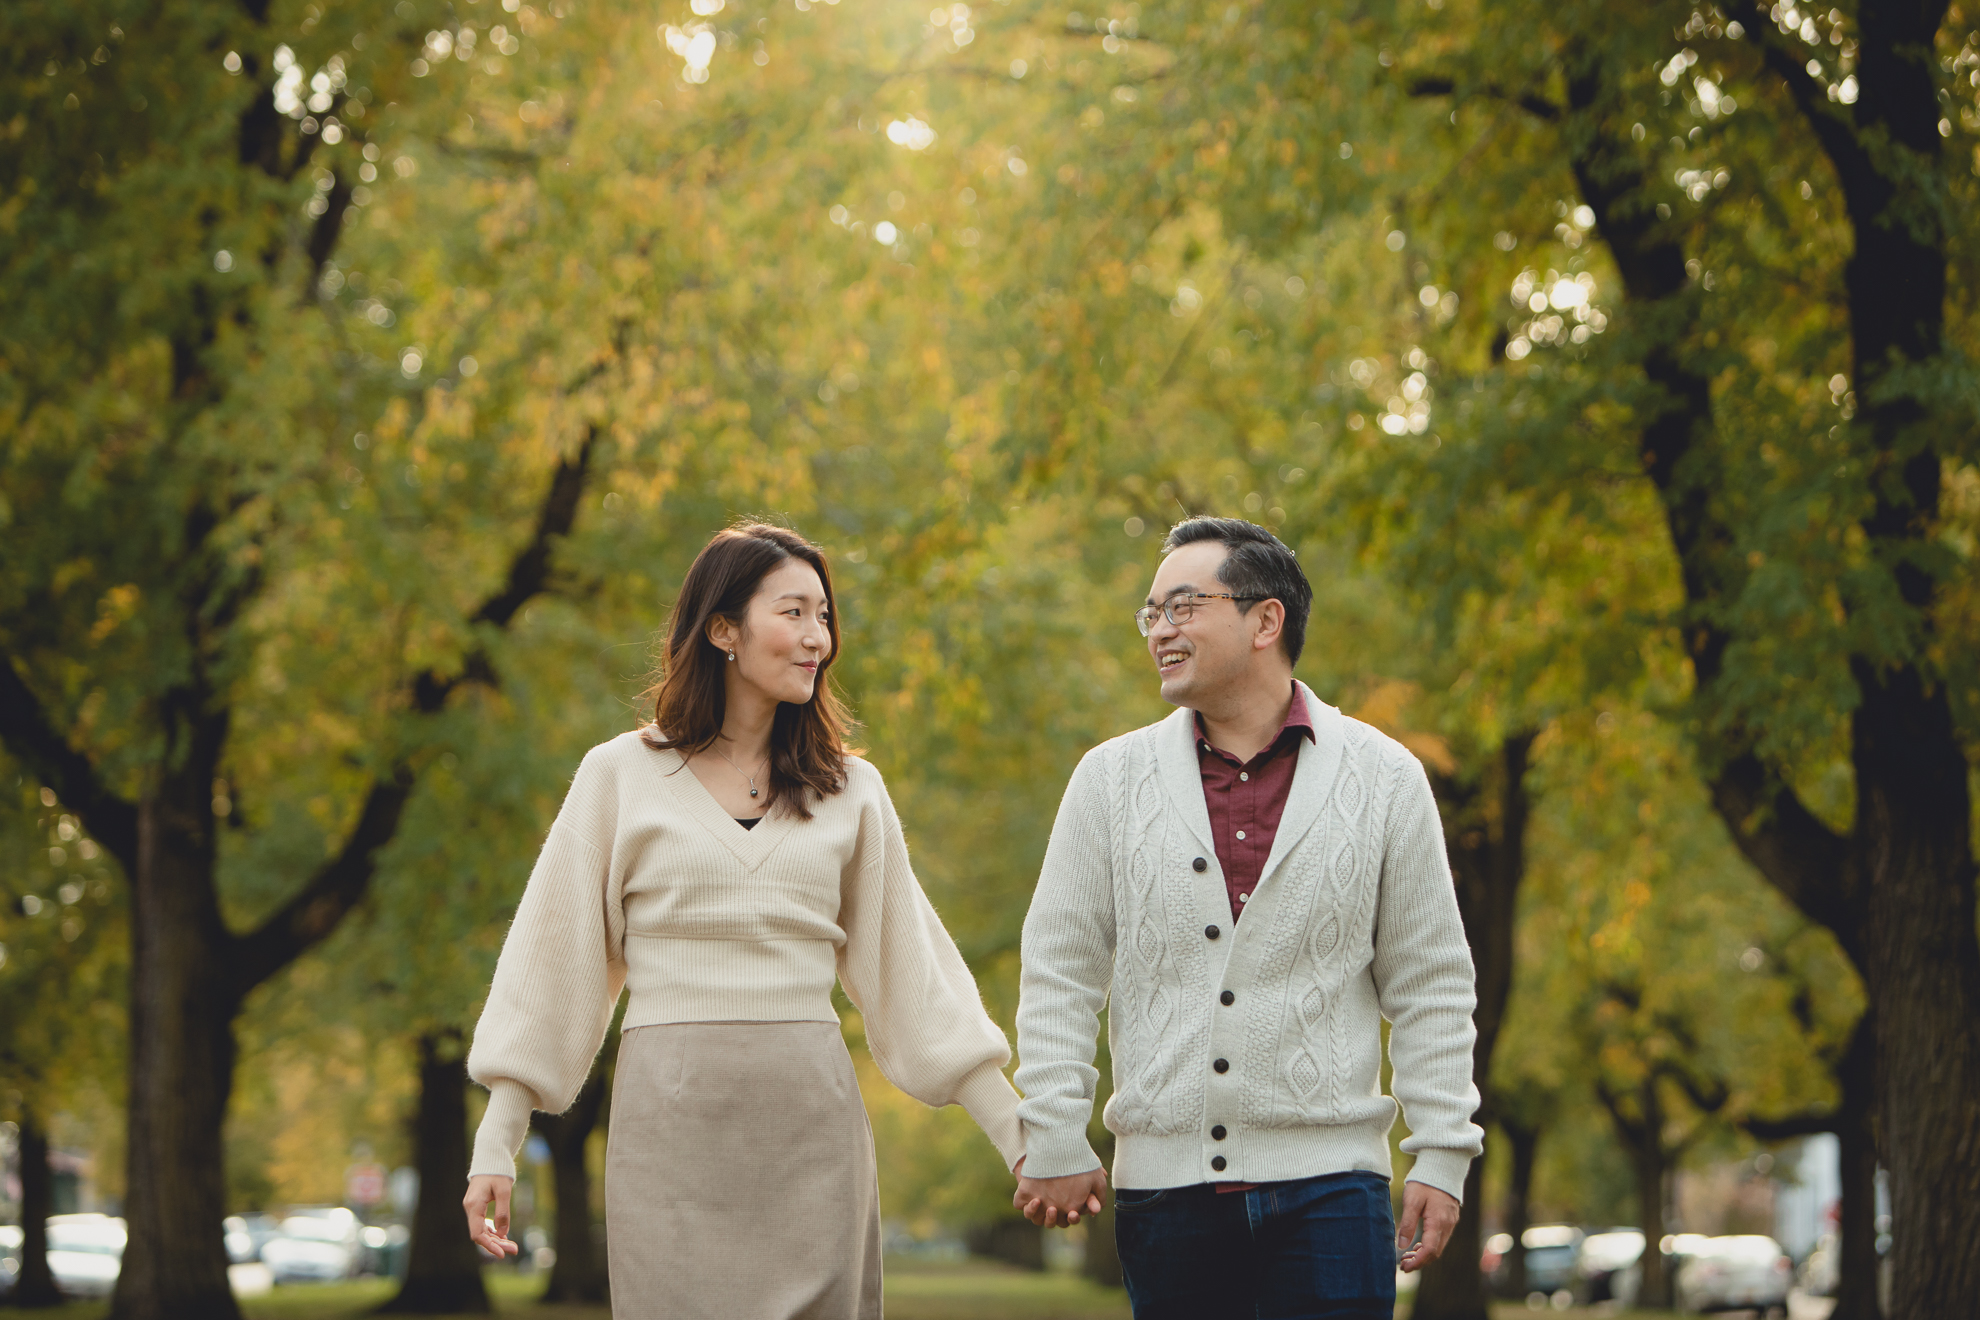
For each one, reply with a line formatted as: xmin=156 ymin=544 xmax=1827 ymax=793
xmin=1820 ymin=1013 xmax=1881 ymax=1320
xmin=531 ymin=1069 xmax=609 ymax=1303
xmin=1853 ymin=672 xmax=1980 ymax=1320
xmin=1411 ymin=1154 xmax=1488 ymax=1320
xmin=965 ymin=1218 xmax=1045 ymax=1270
xmin=1627 ymin=1082 xmax=1671 ymax=1310
xmin=1500 ymin=1119 xmax=1538 ymax=1299
xmin=378 ymin=1033 xmax=490 ymax=1314
xmin=1413 ymin=731 xmax=1534 ymax=1320
xmin=109 ymin=794 xmax=244 ymax=1320
xmin=11 ymin=1115 xmax=63 ymax=1307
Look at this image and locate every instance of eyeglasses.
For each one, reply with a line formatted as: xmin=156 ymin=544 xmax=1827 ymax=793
xmin=1134 ymin=593 xmax=1265 ymax=636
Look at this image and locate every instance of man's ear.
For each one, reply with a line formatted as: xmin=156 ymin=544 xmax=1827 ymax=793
xmin=1251 ymin=599 xmax=1286 ymax=652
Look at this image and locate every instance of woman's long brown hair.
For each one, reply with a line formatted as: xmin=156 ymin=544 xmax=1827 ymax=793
xmin=640 ymin=523 xmax=854 ymax=817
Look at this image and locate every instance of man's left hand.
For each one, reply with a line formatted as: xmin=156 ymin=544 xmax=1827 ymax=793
xmin=1395 ymin=1181 xmax=1460 ymax=1273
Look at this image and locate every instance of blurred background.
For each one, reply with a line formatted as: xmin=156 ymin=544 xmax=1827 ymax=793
xmin=2 ymin=0 xmax=1975 ymax=1316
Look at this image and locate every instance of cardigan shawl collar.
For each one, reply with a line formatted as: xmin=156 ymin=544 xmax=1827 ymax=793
xmin=1152 ymin=680 xmax=1349 ymax=936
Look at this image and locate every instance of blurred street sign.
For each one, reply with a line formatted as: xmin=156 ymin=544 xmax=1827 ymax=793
xmin=346 ymin=1161 xmax=387 ymax=1208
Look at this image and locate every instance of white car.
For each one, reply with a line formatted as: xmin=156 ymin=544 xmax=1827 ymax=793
xmin=1675 ymin=1234 xmax=1792 ymax=1315
xmin=45 ymin=1214 xmax=126 ymax=1299
xmin=1 ymin=1223 xmax=20 ymax=1295
xmin=260 ymin=1211 xmax=360 ymax=1284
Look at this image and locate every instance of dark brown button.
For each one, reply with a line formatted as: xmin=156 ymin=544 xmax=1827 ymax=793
xmin=1193 ymin=857 xmax=1208 ymax=873
xmin=1211 ymin=1125 xmax=1227 ymax=1140
xmin=1211 ymin=1155 xmax=1227 ymax=1172
xmin=1220 ymin=990 xmax=1235 ymax=1006
xmin=1205 ymin=924 xmax=1220 ymax=940
xmin=1213 ymin=1058 xmax=1229 ymax=1074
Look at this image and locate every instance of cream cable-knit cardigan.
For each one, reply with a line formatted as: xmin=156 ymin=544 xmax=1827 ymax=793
xmin=465 ymin=730 xmax=1024 ymax=1181
xmin=1014 ymin=684 xmax=1484 ymax=1199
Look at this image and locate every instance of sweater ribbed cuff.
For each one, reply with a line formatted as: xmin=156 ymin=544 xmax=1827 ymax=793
xmin=953 ymin=1063 xmax=1026 ymax=1171
xmin=1404 ymin=1147 xmax=1473 ymax=1204
xmin=468 ymin=1081 xmax=534 ymax=1182
xmin=1016 ymin=1119 xmax=1102 ymax=1181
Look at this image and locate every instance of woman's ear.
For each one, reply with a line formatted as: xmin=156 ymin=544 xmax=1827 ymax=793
xmin=706 ymin=614 xmax=740 ymax=655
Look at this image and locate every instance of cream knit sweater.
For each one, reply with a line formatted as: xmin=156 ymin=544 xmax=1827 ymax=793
xmin=466 ymin=730 xmax=1024 ymax=1181
xmin=1014 ymin=684 xmax=1483 ymax=1199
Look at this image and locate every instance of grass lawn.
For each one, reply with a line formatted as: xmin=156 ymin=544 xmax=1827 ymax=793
xmin=28 ymin=1267 xmax=1691 ymax=1318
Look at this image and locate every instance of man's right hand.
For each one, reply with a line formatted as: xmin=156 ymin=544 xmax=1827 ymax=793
xmin=463 ymin=1174 xmax=520 ymax=1258
xmin=1012 ymin=1155 xmax=1109 ymax=1228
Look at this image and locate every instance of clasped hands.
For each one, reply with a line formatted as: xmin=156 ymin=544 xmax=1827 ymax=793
xmin=1012 ymin=1156 xmax=1108 ymax=1228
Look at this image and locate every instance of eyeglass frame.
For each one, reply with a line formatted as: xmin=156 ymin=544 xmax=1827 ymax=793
xmin=1134 ymin=592 xmax=1267 ymax=637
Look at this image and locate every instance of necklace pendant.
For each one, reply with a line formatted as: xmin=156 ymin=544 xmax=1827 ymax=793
xmin=750 ymin=788 xmax=759 ymax=797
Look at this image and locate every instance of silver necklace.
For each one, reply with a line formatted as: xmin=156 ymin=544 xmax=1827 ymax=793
xmin=712 ymin=744 xmax=767 ymax=799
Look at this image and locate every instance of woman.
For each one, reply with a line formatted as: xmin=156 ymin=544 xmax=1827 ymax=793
xmin=460 ymin=523 xmax=1024 ymax=1319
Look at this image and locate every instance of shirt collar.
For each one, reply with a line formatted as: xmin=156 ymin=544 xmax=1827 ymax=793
xmin=1194 ymin=681 xmax=1317 ymax=757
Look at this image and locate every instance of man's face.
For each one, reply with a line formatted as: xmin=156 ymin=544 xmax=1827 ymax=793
xmin=1145 ymin=542 xmax=1258 ymax=709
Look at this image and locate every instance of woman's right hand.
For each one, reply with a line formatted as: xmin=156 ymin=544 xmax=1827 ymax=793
xmin=463 ymin=1174 xmax=520 ymax=1258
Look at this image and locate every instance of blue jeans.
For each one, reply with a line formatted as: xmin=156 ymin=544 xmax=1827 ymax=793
xmin=1113 ymin=1171 xmax=1397 ymax=1320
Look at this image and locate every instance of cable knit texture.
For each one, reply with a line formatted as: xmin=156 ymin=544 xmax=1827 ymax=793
xmin=1014 ymin=684 xmax=1483 ymax=1200
xmin=466 ymin=730 xmax=1024 ymax=1181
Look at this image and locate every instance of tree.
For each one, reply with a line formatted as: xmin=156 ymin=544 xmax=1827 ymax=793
xmin=1375 ymin=4 xmax=1980 ymax=1310
xmin=1411 ymin=731 xmax=1536 ymax=1320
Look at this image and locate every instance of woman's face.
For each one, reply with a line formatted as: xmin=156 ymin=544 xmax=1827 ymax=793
xmin=719 ymin=558 xmax=832 ymax=707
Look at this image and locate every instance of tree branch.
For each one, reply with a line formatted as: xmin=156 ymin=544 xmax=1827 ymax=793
xmin=1710 ymin=752 xmax=1861 ymax=967
xmin=1720 ymin=2 xmax=1876 ymax=193
xmin=1741 ymin=1108 xmax=1840 ymax=1141
xmin=1406 ymin=74 xmax=1561 ymax=121
xmin=0 ymin=658 xmax=140 ymax=871
xmin=231 ymin=417 xmax=603 ymax=992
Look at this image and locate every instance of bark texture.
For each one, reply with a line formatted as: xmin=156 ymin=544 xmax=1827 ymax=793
xmin=379 ymin=1034 xmax=490 ymax=1315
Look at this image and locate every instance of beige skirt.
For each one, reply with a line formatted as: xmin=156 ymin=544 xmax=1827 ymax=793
xmin=606 ymin=1021 xmax=882 ymax=1320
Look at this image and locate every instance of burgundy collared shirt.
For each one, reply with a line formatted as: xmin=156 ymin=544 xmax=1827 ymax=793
xmin=1195 ymin=683 xmax=1316 ymax=923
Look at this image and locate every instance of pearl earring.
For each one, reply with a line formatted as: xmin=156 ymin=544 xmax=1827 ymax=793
xmin=727 ymin=650 xmax=736 ymax=662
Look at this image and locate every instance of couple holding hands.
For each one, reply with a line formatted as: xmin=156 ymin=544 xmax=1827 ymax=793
xmin=461 ymin=517 xmax=1482 ymax=1319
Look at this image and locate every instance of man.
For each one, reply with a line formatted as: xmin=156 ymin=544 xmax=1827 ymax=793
xmin=1011 ymin=517 xmax=1482 ymax=1319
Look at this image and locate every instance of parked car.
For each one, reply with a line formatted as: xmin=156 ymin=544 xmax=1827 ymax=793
xmin=260 ymin=1208 xmax=361 ymax=1284
xmin=1481 ymin=1224 xmax=1582 ymax=1299
xmin=1674 ymin=1234 xmax=1792 ymax=1316
xmin=1573 ymin=1228 xmax=1645 ymax=1305
xmin=45 ymin=1213 xmax=126 ymax=1299
xmin=224 ymin=1212 xmax=282 ymax=1264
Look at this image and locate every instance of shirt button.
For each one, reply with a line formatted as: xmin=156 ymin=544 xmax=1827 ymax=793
xmin=1211 ymin=1125 xmax=1227 ymax=1140
xmin=1239 ymin=772 xmax=1248 ymax=781
xmin=1235 ymin=830 xmax=1246 ymax=840
xmin=1220 ymin=990 xmax=1234 ymax=1006
xmin=1205 ymin=924 xmax=1221 ymax=940
xmin=1213 ymin=1058 xmax=1229 ymax=1074
xmin=1238 ymin=892 xmax=1249 ymax=904
xmin=1211 ymin=1155 xmax=1228 ymax=1172
xmin=1193 ymin=857 xmax=1208 ymax=873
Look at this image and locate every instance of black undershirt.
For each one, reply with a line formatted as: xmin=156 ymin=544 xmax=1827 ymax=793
xmin=735 ymin=816 xmax=762 ymax=831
